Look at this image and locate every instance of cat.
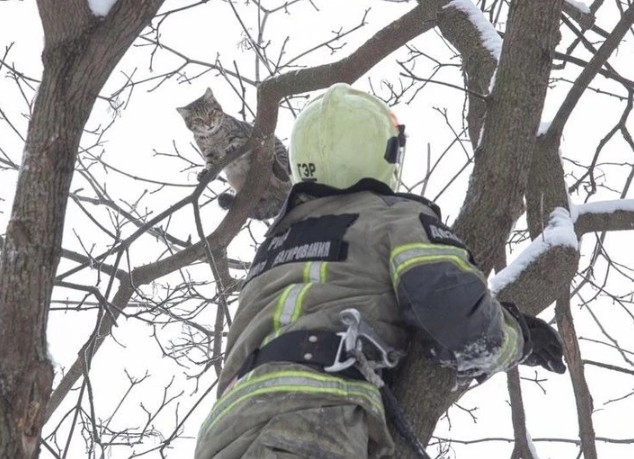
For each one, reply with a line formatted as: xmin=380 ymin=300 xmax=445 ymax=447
xmin=177 ymin=88 xmax=291 ymax=220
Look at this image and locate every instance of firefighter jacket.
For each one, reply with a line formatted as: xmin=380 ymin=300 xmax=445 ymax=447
xmin=196 ymin=178 xmax=525 ymax=458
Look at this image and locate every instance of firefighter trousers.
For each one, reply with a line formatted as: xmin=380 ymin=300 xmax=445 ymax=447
xmin=201 ymin=404 xmax=369 ymax=459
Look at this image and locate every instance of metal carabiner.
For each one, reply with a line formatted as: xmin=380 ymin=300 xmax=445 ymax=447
xmin=323 ymin=320 xmax=359 ymax=373
xmin=340 ymin=308 xmax=404 ymax=370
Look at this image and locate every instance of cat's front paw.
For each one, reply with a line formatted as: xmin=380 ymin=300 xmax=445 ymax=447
xmin=197 ymin=168 xmax=209 ymax=182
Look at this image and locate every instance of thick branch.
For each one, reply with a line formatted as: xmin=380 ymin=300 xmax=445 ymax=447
xmin=574 ymin=203 xmax=634 ymax=235
xmin=430 ymin=0 xmax=499 ymax=147
xmin=528 ymin=7 xmax=634 ymax=237
xmin=494 ymin=245 xmax=579 ymax=317
xmin=0 ymin=2 xmax=163 ymax=457
xmin=394 ymin=2 xmax=565 ymax=455
xmin=562 ymin=0 xmax=595 ymax=30
xmin=453 ymin=0 xmax=564 ymax=276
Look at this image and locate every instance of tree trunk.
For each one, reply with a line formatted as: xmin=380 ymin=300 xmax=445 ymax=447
xmin=0 ymin=2 xmax=163 ymax=457
xmin=393 ymin=1 xmax=564 ymax=456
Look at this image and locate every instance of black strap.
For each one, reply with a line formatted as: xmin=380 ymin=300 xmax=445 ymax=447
xmin=381 ymin=386 xmax=433 ymax=459
xmin=236 ymin=330 xmax=364 ymax=381
xmin=236 ymin=330 xmax=433 ymax=459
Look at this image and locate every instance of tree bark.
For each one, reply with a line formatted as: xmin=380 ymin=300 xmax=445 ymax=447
xmin=0 ymin=2 xmax=163 ymax=457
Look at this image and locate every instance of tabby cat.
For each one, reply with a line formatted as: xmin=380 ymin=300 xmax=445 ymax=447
xmin=177 ymin=88 xmax=291 ymax=220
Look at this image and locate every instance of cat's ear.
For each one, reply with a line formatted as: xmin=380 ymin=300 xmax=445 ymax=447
xmin=204 ymin=88 xmax=215 ymax=100
xmin=176 ymin=107 xmax=189 ymax=118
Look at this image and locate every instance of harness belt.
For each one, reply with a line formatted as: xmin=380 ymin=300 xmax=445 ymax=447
xmin=236 ymin=329 xmax=365 ymax=381
xmin=234 ymin=308 xmax=431 ymax=459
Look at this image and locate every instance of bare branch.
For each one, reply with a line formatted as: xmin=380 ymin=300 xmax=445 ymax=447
xmin=556 ymin=294 xmax=598 ymax=459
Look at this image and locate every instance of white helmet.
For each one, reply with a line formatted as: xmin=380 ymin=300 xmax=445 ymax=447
xmin=289 ymin=83 xmax=405 ymax=191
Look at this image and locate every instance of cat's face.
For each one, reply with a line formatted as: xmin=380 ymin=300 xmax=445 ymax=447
xmin=177 ymin=88 xmax=224 ymax=135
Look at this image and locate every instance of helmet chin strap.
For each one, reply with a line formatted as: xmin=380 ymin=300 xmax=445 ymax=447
xmin=392 ymin=124 xmax=407 ymax=192
xmin=395 ymin=141 xmax=407 ymax=192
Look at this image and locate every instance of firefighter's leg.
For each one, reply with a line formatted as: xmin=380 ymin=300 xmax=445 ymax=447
xmin=242 ymin=404 xmax=369 ymax=459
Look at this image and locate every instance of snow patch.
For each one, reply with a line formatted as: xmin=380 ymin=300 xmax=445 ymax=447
xmin=526 ymin=431 xmax=540 ymax=459
xmin=19 ymin=149 xmax=29 ymax=173
xmin=445 ymin=0 xmax=502 ymax=60
xmin=565 ymin=0 xmax=591 ymax=14
xmin=47 ymin=339 xmax=59 ymax=370
xmin=571 ymin=199 xmax=634 ymax=222
xmin=87 ymin=0 xmax=118 ymax=17
xmin=487 ymin=68 xmax=498 ymax=96
xmin=455 ymin=337 xmax=497 ymax=374
xmin=490 ymin=207 xmax=578 ymax=294
xmin=537 ymin=120 xmax=551 ymax=136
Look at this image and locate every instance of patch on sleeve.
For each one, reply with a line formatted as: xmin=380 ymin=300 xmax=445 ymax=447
xmin=246 ymin=213 xmax=358 ymax=283
xmin=419 ymin=213 xmax=466 ymax=250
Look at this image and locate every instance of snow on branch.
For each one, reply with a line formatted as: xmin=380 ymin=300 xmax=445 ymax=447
xmin=526 ymin=432 xmax=541 ymax=459
xmin=87 ymin=0 xmax=119 ymax=17
xmin=445 ymin=0 xmax=502 ymax=60
xmin=537 ymin=120 xmax=552 ymax=136
xmin=563 ymin=0 xmax=594 ymax=30
xmin=564 ymin=0 xmax=591 ymax=15
xmin=572 ymin=199 xmax=634 ymax=235
xmin=491 ymin=208 xmax=578 ymax=295
xmin=571 ymin=199 xmax=634 ymax=220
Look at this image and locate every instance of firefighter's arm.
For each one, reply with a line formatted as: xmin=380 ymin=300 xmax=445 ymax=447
xmin=387 ymin=207 xmax=527 ymax=380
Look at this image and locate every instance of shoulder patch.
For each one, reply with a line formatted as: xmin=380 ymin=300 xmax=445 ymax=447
xmin=246 ymin=213 xmax=358 ymax=283
xmin=419 ymin=213 xmax=466 ymax=250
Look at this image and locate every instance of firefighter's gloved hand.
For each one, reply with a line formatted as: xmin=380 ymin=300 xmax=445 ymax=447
xmin=500 ymin=301 xmax=566 ymax=374
xmin=522 ymin=314 xmax=566 ymax=374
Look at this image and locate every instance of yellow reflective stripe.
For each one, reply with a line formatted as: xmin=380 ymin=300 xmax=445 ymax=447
xmin=273 ymin=285 xmax=295 ymax=331
xmin=203 ymin=370 xmax=382 ymax=431
xmin=223 ymin=371 xmax=382 ymax=412
xmin=497 ymin=320 xmax=520 ymax=369
xmin=391 ymin=242 xmax=469 ymax=264
xmin=392 ymin=241 xmax=462 ymax=254
xmin=394 ymin=254 xmax=475 ymax=278
xmin=390 ymin=243 xmax=476 ymax=285
xmin=303 ymin=262 xmax=313 ymax=282
xmin=291 ymin=283 xmax=311 ymax=322
xmin=320 ymin=262 xmax=329 ymax=282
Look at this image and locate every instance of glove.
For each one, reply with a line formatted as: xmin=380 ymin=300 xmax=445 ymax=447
xmin=522 ymin=314 xmax=566 ymax=374
xmin=500 ymin=301 xmax=566 ymax=374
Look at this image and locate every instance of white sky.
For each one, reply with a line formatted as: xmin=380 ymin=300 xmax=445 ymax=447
xmin=1 ymin=0 xmax=633 ymax=458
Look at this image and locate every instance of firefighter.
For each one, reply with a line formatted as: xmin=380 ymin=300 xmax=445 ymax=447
xmin=194 ymin=83 xmax=565 ymax=458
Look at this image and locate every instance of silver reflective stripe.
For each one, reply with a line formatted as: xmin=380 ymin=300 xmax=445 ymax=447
xmin=309 ymin=261 xmax=322 ymax=282
xmin=264 ymin=263 xmax=329 ymax=344
xmin=201 ymin=369 xmax=383 ymax=433
xmin=278 ymin=284 xmax=305 ymax=327
xmin=262 ymin=282 xmax=313 ymax=345
xmin=304 ymin=261 xmax=329 ymax=283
